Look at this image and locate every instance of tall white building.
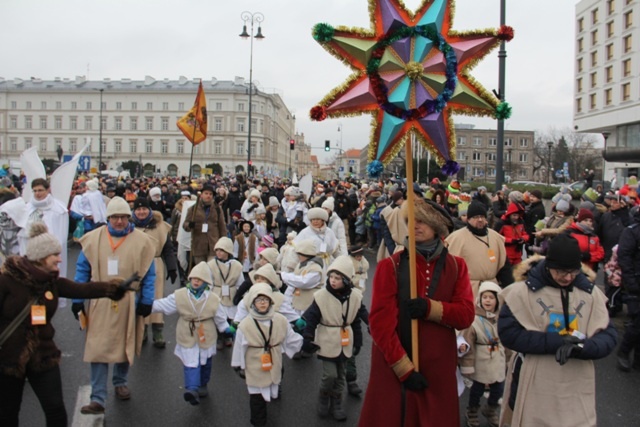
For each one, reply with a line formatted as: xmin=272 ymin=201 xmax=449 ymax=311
xmin=574 ymin=0 xmax=640 ymax=180
xmin=0 ymin=75 xmax=306 ymax=178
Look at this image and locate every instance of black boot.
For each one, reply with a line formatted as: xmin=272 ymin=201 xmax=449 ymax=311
xmin=330 ymin=393 xmax=347 ymax=421
xmin=347 ymin=381 xmax=362 ymax=397
xmin=317 ymin=391 xmax=330 ymax=417
xmin=152 ymin=323 xmax=166 ymax=348
xmin=617 ymin=349 xmax=632 ymax=372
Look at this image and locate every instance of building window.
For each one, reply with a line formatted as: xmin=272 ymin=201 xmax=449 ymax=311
xmin=237 ymin=143 xmax=244 ymax=155
xmin=130 ymin=140 xmax=137 ymax=153
xmin=116 ymin=102 xmax=122 ymax=110
xmin=606 ymin=43 xmax=614 ymax=60
xmin=55 ymin=116 xmax=62 ymax=129
xmin=505 ymin=138 xmax=513 ymax=147
xmin=592 ymin=8 xmax=599 ymax=24
xmin=70 ymin=117 xmax=77 ymax=130
xmin=115 ymin=140 xmax=122 ymax=153
xmin=608 ymin=0 xmax=615 ymax=15
xmin=590 ymin=72 xmax=598 ymax=88
xmin=25 ymin=116 xmax=32 ymax=129
xmin=145 ymin=117 xmax=153 ymax=131
xmin=158 ymin=140 xmax=167 ymax=154
xmin=519 ymin=138 xmax=529 ymax=147
xmin=56 ymin=101 xmax=62 ymax=110
xmin=473 ymin=137 xmax=482 ymax=146
xmin=215 ymin=118 xmax=223 ymax=131
xmin=115 ymin=117 xmax=122 ymax=130
xmin=591 ymin=51 xmax=598 ymax=66
xmin=623 ymin=58 xmax=632 ymax=76
xmin=590 ymin=93 xmax=597 ymax=109
xmin=607 ymin=20 xmax=615 ymax=37
xmin=624 ymin=34 xmax=632 ymax=52
xmin=238 ymin=103 xmax=245 ymax=111
xmin=622 ymin=83 xmax=631 ymax=101
xmin=578 ymin=17 xmax=584 ymax=32
xmin=10 ymin=116 xmax=17 ymax=129
xmin=130 ymin=118 xmax=138 ymax=130
xmin=591 ymin=29 xmax=598 ymax=45
xmin=10 ymin=138 xmax=17 ymax=151
xmin=606 ymin=65 xmax=614 ymax=82
xmin=71 ymin=101 xmax=77 ymax=110
xmin=86 ymin=102 xmax=92 ymax=110
xmin=214 ymin=141 xmax=222 ymax=155
xmin=487 ymin=153 xmax=496 ymax=161
xmin=41 ymin=101 xmax=47 ymax=110
xmin=519 ymin=153 xmax=528 ymax=162
xmin=10 ymin=101 xmax=16 ymax=109
xmin=577 ymin=77 xmax=583 ymax=92
xmin=472 ymin=152 xmax=481 ymax=161
xmin=177 ymin=141 xmax=184 ymax=154
xmin=147 ymin=102 xmax=153 ymax=110
xmin=457 ymin=151 xmax=466 ymax=161
xmin=457 ymin=136 xmax=466 ymax=145
xmin=577 ymin=98 xmax=583 ymax=113
xmin=85 ymin=117 xmax=92 ymax=130
xmin=54 ymin=139 xmax=62 ymax=150
xmin=40 ymin=138 xmax=47 ymax=152
xmin=605 ymin=88 xmax=613 ymax=105
xmin=578 ymin=38 xmax=584 ymax=52
xmin=162 ymin=102 xmax=169 ymax=111
xmin=131 ymin=102 xmax=137 ymax=110
xmin=100 ymin=140 xmax=106 ymax=153
xmin=624 ymin=10 xmax=633 ymax=28
xmin=178 ymin=102 xmax=184 ymax=111
xmin=489 ymin=138 xmax=497 ymax=147
xmin=101 ymin=117 xmax=107 ymax=130
xmin=145 ymin=140 xmax=153 ymax=153
xmin=237 ymin=119 xmax=245 ymax=132
xmin=215 ymin=102 xmax=222 ymax=111
xmin=25 ymin=139 xmax=32 ymax=149
xmin=26 ymin=101 xmax=31 ymax=110
xmin=40 ymin=116 xmax=47 ymax=129
xmin=577 ymin=57 xmax=583 ymax=72
xmin=161 ymin=117 xmax=169 ymax=131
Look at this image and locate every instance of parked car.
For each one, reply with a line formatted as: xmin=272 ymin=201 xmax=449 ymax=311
xmin=511 ymin=181 xmax=557 ymax=187
xmin=568 ymin=180 xmax=611 ymax=193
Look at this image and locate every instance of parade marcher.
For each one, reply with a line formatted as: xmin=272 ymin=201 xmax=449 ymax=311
xmin=496 ymin=202 xmax=529 ymax=266
xmin=294 ymin=207 xmax=339 ymax=271
xmin=252 ymin=207 xmax=268 ymax=242
xmin=532 ymin=197 xmax=574 ymax=254
xmin=81 ymin=179 xmax=108 ymax=233
xmin=171 ymin=191 xmax=192 ymax=287
xmin=349 ymin=245 xmax=369 ymax=292
xmin=322 ymin=197 xmax=348 ymax=257
xmin=224 ymin=182 xmax=245 ymax=222
xmin=234 ymin=220 xmax=259 ymax=278
xmin=565 ymin=208 xmax=604 ymax=272
xmin=334 ymin=185 xmax=353 ymax=245
xmin=0 ymin=224 xmax=131 ymax=427
xmin=302 ymin=256 xmax=368 ymax=421
xmin=523 ymin=189 xmax=546 ymax=248
xmin=73 ymin=196 xmax=157 ymax=414
xmin=183 ymin=185 xmax=227 ymax=265
xmin=280 ymin=239 xmax=324 ymax=320
xmin=359 ymin=197 xmax=475 ymax=427
xmin=498 ymin=234 xmax=617 ymax=427
xmin=276 ymin=231 xmax=298 ymax=273
xmin=207 ymin=237 xmax=244 ymax=350
xmin=131 ymin=198 xmax=177 ymax=348
xmin=377 ymin=190 xmax=408 ymax=261
xmin=151 ymin=262 xmax=233 ymax=405
xmin=446 ymin=201 xmax=512 ymax=296
xmin=232 ymin=283 xmax=303 ymax=427
xmin=459 ymin=281 xmax=506 ymax=427
xmin=241 ymin=190 xmax=265 ymax=222
xmin=309 ymin=183 xmax=327 ymax=207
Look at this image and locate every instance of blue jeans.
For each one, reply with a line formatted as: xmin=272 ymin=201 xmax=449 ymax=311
xmin=183 ymin=357 xmax=212 ymax=391
xmin=90 ymin=362 xmax=129 ymax=406
xmin=468 ymin=380 xmax=504 ymax=408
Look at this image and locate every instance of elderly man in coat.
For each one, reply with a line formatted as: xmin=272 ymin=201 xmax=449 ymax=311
xmin=183 ymin=185 xmax=227 ymax=266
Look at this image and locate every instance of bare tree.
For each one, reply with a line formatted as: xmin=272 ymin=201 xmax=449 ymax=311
xmin=535 ymin=127 xmax=601 ymax=182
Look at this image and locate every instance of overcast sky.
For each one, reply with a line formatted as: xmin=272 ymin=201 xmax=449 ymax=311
xmin=2 ymin=0 xmax=585 ymax=162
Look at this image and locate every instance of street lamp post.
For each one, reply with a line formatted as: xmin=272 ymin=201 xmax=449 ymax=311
xmin=240 ymin=11 xmax=265 ymax=177
xmin=95 ymin=88 xmax=104 ymax=173
xmin=507 ymin=148 xmax=512 ymax=183
xmin=495 ymin=0 xmax=508 ymax=190
xmin=547 ymin=141 xmax=553 ymax=186
xmin=337 ymin=123 xmax=344 ymax=178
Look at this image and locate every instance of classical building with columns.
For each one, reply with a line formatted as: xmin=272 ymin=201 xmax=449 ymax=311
xmin=0 ymin=75 xmax=314 ymax=178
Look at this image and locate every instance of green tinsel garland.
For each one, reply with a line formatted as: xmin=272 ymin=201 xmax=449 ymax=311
xmin=495 ymin=101 xmax=512 ymax=120
xmin=313 ymin=23 xmax=335 ymax=43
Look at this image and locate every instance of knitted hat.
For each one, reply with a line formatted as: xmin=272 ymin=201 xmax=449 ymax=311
xmin=214 ymin=237 xmax=234 ymax=255
xmin=555 ymin=199 xmax=570 ymax=213
xmin=133 ymin=198 xmax=150 ymax=210
xmin=106 ymin=196 xmax=131 ymax=217
xmin=202 ymin=185 xmax=215 ymax=195
xmin=530 ymin=189 xmax=543 ymax=200
xmin=349 ymin=245 xmax=364 ymax=256
xmin=255 ymin=206 xmax=266 ymax=215
xmin=508 ymin=191 xmax=524 ymax=204
xmin=321 ymin=197 xmax=335 ymax=212
xmin=188 ymin=261 xmax=213 ymax=285
xmin=232 ymin=210 xmax=242 ymax=219
xmin=477 ymin=186 xmax=487 ymax=192
xmin=401 ymin=197 xmax=454 ymax=237
xmin=249 ymin=189 xmax=261 ymax=200
xmin=327 ymin=255 xmax=355 ymax=281
xmin=308 ymin=207 xmax=328 ymax=222
xmin=26 ymin=223 xmax=62 ymax=261
xmin=413 ymin=182 xmax=424 ymax=198
xmin=295 ymin=239 xmax=317 ymax=257
xmin=576 ymin=208 xmax=594 ymax=223
xmin=180 ymin=190 xmax=191 ymax=197
xmin=545 ymin=234 xmax=581 ymax=270
xmin=262 ymin=234 xmax=275 ymax=248
xmin=252 ymin=264 xmax=280 ymax=288
xmin=268 ymin=196 xmax=279 ymax=208
xmin=259 ymin=247 xmax=279 ymax=265
xmin=467 ymin=201 xmax=488 ymax=219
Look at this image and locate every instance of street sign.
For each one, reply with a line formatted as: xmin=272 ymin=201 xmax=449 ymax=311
xmin=339 ymin=166 xmax=344 ymax=172
xmin=555 ymin=170 xmax=563 ymax=178
xmin=348 ymin=159 xmax=355 ymax=165
xmin=201 ymin=168 xmax=213 ymax=175
xmin=64 ymin=154 xmax=91 ymax=171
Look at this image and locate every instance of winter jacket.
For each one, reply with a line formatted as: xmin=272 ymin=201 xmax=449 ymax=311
xmin=565 ymin=223 xmax=604 ymax=271
xmin=524 ymin=200 xmax=546 ymax=240
xmin=617 ymin=211 xmax=640 ymax=295
xmin=597 ymin=206 xmax=632 ymax=262
xmin=224 ymin=189 xmax=245 ymax=219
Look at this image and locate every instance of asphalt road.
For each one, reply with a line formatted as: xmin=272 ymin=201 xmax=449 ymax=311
xmin=17 ymin=245 xmax=640 ymax=427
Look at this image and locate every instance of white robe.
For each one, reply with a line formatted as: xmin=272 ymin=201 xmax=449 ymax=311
xmin=81 ymin=189 xmax=108 ymax=224
xmin=327 ymin=212 xmax=348 ymax=257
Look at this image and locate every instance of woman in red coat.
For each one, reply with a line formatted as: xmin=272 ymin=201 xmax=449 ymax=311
xmin=565 ymin=208 xmax=604 ymax=271
xmin=358 ymin=198 xmax=474 ymax=427
xmin=497 ymin=202 xmax=529 ymax=266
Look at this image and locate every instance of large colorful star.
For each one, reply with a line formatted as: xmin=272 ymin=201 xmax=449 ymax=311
xmin=310 ymin=0 xmax=513 ymax=175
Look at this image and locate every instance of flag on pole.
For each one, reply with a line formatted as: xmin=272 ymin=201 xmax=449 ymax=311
xmin=177 ymin=81 xmax=207 ymax=145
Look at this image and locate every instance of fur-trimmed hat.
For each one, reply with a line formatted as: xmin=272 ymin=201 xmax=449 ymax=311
xmin=295 ymin=239 xmax=317 ymax=257
xmin=321 ymin=197 xmax=335 ymax=212
xmin=249 ymin=189 xmax=261 ymax=201
xmin=308 ymin=207 xmax=329 ymax=222
xmin=26 ymin=223 xmax=62 ymax=261
xmin=268 ymin=196 xmax=279 ymax=208
xmin=106 ymin=196 xmax=131 ymax=217
xmin=259 ymin=247 xmax=279 ymax=266
xmin=214 ymin=237 xmax=234 ymax=255
xmin=255 ymin=206 xmax=266 ymax=215
xmin=401 ymin=197 xmax=454 ymax=237
xmin=189 ymin=261 xmax=213 ymax=285
xmin=327 ymin=255 xmax=355 ymax=281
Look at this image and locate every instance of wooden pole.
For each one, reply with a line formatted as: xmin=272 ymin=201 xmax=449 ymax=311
xmin=404 ymin=138 xmax=419 ymax=371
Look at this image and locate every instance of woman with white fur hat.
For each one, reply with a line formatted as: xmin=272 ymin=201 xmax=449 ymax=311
xmin=293 ymin=207 xmax=339 ymax=270
xmin=240 ymin=189 xmax=265 ymax=222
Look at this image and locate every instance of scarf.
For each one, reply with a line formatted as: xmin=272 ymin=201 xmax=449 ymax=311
xmin=402 ymin=237 xmax=443 ymax=262
xmin=132 ymin=210 xmax=153 ymax=228
xmin=187 ymin=282 xmax=208 ymax=299
xmin=107 ymin=222 xmax=135 ymax=237
xmin=250 ymin=303 xmax=275 ymax=320
xmin=575 ymin=222 xmax=594 ymax=235
xmin=467 ymin=223 xmax=488 ymax=236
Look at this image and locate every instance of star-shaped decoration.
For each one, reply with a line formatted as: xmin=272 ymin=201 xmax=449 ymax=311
xmin=310 ymin=0 xmax=513 ymax=176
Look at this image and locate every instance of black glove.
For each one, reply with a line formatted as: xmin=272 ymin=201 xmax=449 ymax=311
xmin=402 ymin=371 xmax=429 ymax=391
xmin=562 ymin=335 xmax=584 ymax=345
xmin=71 ymin=302 xmax=85 ymax=320
xmin=555 ymin=343 xmax=583 ymax=365
xmin=166 ymin=270 xmax=177 ymax=283
xmin=302 ymin=339 xmax=320 ymax=354
xmin=111 ymin=272 xmax=141 ymax=301
xmin=187 ymin=221 xmax=195 ymax=229
xmin=353 ymin=346 xmax=361 ymax=356
xmin=405 ymin=298 xmax=428 ymax=319
xmin=136 ymin=303 xmax=152 ymax=317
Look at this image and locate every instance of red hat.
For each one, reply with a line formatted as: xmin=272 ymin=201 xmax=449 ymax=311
xmin=431 ymin=177 xmax=441 ymax=185
xmin=576 ymin=208 xmax=594 ymax=223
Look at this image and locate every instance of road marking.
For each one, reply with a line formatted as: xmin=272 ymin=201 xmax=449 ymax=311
xmin=71 ymin=385 xmax=103 ymax=427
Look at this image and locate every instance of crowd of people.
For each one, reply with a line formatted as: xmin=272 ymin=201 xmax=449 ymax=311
xmin=0 ymin=169 xmax=638 ymax=426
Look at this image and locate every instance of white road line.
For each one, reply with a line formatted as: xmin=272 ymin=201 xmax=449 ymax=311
xmin=71 ymin=385 xmax=104 ymax=427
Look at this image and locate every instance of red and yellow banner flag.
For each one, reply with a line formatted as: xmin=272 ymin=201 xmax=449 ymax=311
xmin=177 ymin=81 xmax=207 ymax=145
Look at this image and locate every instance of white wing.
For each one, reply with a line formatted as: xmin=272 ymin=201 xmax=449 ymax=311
xmin=20 ymin=147 xmax=46 ymax=203
xmin=50 ymin=142 xmax=90 ymax=207
xmin=299 ymin=173 xmax=313 ymax=198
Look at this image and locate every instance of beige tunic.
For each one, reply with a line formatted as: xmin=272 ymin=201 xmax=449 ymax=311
xmin=238 ymin=313 xmax=288 ymax=388
xmin=174 ymin=288 xmax=221 ymax=349
xmin=80 ymin=227 xmax=156 ymax=365
xmin=291 ymin=260 xmax=324 ymax=312
xmin=207 ymin=258 xmax=243 ymax=307
xmin=142 ymin=212 xmax=172 ymax=325
xmin=351 ymin=256 xmax=369 ymax=291
xmin=314 ymin=288 xmax=363 ymax=359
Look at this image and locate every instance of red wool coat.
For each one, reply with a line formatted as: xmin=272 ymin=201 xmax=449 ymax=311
xmin=358 ymin=249 xmax=474 ymax=427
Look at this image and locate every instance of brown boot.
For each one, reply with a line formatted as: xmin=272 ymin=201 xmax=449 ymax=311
xmin=466 ymin=406 xmax=480 ymax=427
xmin=482 ymin=404 xmax=500 ymax=427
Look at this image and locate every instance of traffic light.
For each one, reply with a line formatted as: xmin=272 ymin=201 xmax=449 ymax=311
xmin=290 ymin=139 xmax=295 ymax=150
xmin=324 ymin=140 xmax=331 ymax=151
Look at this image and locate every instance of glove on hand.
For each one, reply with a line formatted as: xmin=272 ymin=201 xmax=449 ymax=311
xmin=555 ymin=343 xmax=583 ymax=365
xmin=110 ymin=272 xmax=141 ymax=301
xmin=353 ymin=346 xmax=361 ymax=356
xmin=405 ymin=298 xmax=428 ymax=319
xmin=562 ymin=335 xmax=585 ymax=345
xmin=302 ymin=339 xmax=320 ymax=354
xmin=224 ymin=326 xmax=236 ymax=337
xmin=187 ymin=221 xmax=195 ymax=229
xmin=294 ymin=317 xmax=307 ymax=332
xmin=71 ymin=302 xmax=85 ymax=320
xmin=402 ymin=371 xmax=429 ymax=391
xmin=136 ymin=303 xmax=152 ymax=317
xmin=166 ymin=270 xmax=177 ymax=283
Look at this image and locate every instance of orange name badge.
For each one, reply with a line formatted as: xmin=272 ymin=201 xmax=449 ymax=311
xmin=488 ymin=249 xmax=497 ymax=263
xmin=31 ymin=305 xmax=47 ymax=325
xmin=340 ymin=328 xmax=350 ymax=346
xmin=198 ymin=324 xmax=206 ymax=343
xmin=294 ymin=288 xmax=301 ymax=297
xmin=261 ymin=352 xmax=273 ymax=371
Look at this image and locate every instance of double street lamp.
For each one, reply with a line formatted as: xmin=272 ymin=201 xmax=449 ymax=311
xmin=240 ymin=11 xmax=265 ymax=177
